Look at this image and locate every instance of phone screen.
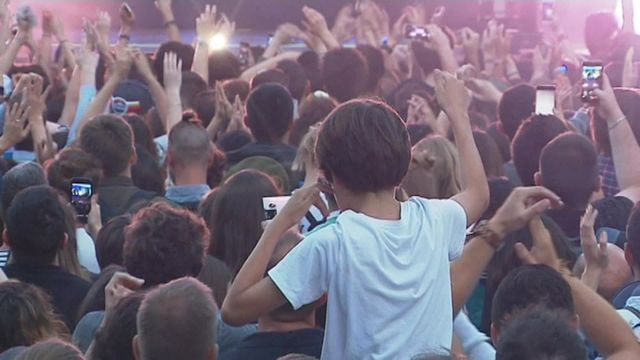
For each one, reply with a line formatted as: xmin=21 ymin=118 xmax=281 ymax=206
xmin=535 ymin=86 xmax=556 ymax=115
xmin=405 ymin=25 xmax=430 ymax=40
xmin=262 ymin=196 xmax=292 ymax=220
xmin=581 ymin=62 xmax=603 ymax=102
xmin=71 ymin=180 xmax=93 ymax=218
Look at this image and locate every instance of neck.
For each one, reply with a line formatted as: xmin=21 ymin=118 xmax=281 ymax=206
xmin=257 ymin=315 xmax=315 ymax=333
xmin=172 ymin=166 xmax=208 ymax=186
xmin=117 ymin=167 xmax=132 ymax=179
xmin=336 ymin=188 xmax=401 ymax=220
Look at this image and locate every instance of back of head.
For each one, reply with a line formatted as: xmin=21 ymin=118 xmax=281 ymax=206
xmin=498 ymin=84 xmax=536 ymax=139
xmin=401 ymin=149 xmax=438 ymax=199
xmin=512 ymin=114 xmax=568 ymax=186
xmin=225 ymin=156 xmax=290 ymax=193
xmin=96 ymin=215 xmax=132 ymax=268
xmin=250 ymin=68 xmax=290 ymax=91
xmin=491 ymin=265 xmax=574 ymax=331
xmin=495 ymin=308 xmax=586 ymax=360
xmin=208 ymin=50 xmax=241 ymax=85
xmin=168 ymin=121 xmax=212 ymax=169
xmin=1 ymin=162 xmax=47 ymax=218
xmin=124 ymin=115 xmax=157 ymax=160
xmin=539 ymin=133 xmax=599 ymax=209
xmin=321 ymin=48 xmax=369 ymax=103
xmin=356 ymin=45 xmax=385 ymax=93
xmin=180 ymin=71 xmax=209 ymax=110
xmin=153 ymin=42 xmax=195 ymax=85
xmin=297 ymin=50 xmax=323 ymax=91
xmin=276 ymin=59 xmax=309 ymax=101
xmin=192 ymin=90 xmax=216 ymax=128
xmin=473 ymin=130 xmax=504 ymax=179
xmin=585 ymin=12 xmax=619 ymax=58
xmin=79 ymin=115 xmax=134 ymax=177
xmin=289 ymin=92 xmax=337 ymax=147
xmin=412 ymin=136 xmax=461 ymax=198
xmin=293 ymin=126 xmax=321 ymax=172
xmin=6 ymin=186 xmax=66 ymax=265
xmin=136 ymin=278 xmax=217 ymax=360
xmin=92 ymin=291 xmax=145 ymax=360
xmin=123 ymin=202 xmax=207 ymax=286
xmin=223 ymin=79 xmax=251 ymax=102
xmin=45 ymin=148 xmax=103 ymax=199
xmin=316 ymin=99 xmax=411 ymax=193
xmin=15 ymin=339 xmax=84 ymax=360
xmin=0 ymin=281 xmax=67 ymax=353
xmin=591 ymin=88 xmax=640 ymax=157
xmin=246 ymin=83 xmax=294 ymax=143
xmin=209 ymin=170 xmax=279 ymax=275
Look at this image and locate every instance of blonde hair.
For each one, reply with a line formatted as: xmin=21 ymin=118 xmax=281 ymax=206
xmin=411 ymin=136 xmax=462 ymax=198
xmin=292 ymin=125 xmax=321 ymax=172
xmin=15 ymin=339 xmax=84 ymax=360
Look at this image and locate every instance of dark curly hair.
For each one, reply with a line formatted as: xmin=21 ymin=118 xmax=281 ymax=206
xmin=123 ymin=202 xmax=208 ymax=286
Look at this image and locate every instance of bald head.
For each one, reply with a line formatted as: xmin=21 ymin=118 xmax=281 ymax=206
xmin=135 ymin=277 xmax=218 ymax=360
xmin=574 ymin=244 xmax=633 ymax=301
xmin=168 ymin=121 xmax=212 ymax=167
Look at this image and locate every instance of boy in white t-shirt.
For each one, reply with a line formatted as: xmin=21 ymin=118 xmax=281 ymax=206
xmin=222 ymin=70 xmax=489 ymax=359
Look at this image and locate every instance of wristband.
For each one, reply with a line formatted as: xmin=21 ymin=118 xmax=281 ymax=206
xmin=608 ymin=115 xmax=627 ymax=131
xmin=164 ymin=20 xmax=177 ymax=28
xmin=468 ymin=220 xmax=502 ymax=250
xmin=119 ymin=34 xmax=131 ymax=41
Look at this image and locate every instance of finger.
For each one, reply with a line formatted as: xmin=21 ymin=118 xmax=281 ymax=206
xmin=110 ymin=271 xmax=145 ymax=290
xmin=598 ymin=231 xmax=608 ymax=250
xmin=515 ymin=243 xmax=537 ymax=265
xmin=522 ymin=198 xmax=552 ymax=220
xmin=516 ymin=186 xmax=563 ymax=207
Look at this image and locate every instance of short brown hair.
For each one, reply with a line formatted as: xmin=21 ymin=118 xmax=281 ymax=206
xmin=124 ymin=202 xmax=208 ymax=286
xmin=45 ymin=148 xmax=103 ymax=199
xmin=137 ymin=278 xmax=217 ymax=360
xmin=316 ymin=99 xmax=411 ymax=193
xmin=79 ymin=115 xmax=135 ymax=177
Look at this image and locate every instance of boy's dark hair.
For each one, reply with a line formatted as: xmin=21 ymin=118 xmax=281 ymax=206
xmin=498 ymin=84 xmax=536 ymax=139
xmin=491 ymin=265 xmax=575 ymax=331
xmin=123 ymin=202 xmax=208 ymax=286
xmin=250 ymin=68 xmax=290 ymax=91
xmin=79 ymin=115 xmax=135 ymax=177
xmin=495 ymin=308 xmax=587 ymax=360
xmin=131 ymin=145 xmax=166 ymax=196
xmin=356 ymin=45 xmax=385 ymax=94
xmin=297 ymin=50 xmax=323 ymax=91
xmin=512 ymin=114 xmax=568 ymax=186
xmin=180 ymin=71 xmax=209 ymax=109
xmin=208 ymin=50 xmax=242 ymax=85
xmin=91 ymin=290 xmax=145 ymax=360
xmin=45 ymin=148 xmax=103 ymax=199
xmin=6 ymin=186 xmax=67 ymax=265
xmin=540 ymin=133 xmax=599 ymax=209
xmin=316 ymin=99 xmax=411 ymax=193
xmin=473 ymin=130 xmax=504 ymax=179
xmin=321 ymin=48 xmax=369 ymax=103
xmin=276 ymin=59 xmax=309 ymax=101
xmin=591 ymin=88 xmax=640 ymax=157
xmin=124 ymin=114 xmax=158 ymax=160
xmin=192 ymin=90 xmax=216 ymax=128
xmin=246 ymin=83 xmax=294 ymax=142
xmin=627 ymin=203 xmax=640 ymax=266
xmin=96 ymin=216 xmax=132 ymax=269
xmin=153 ymin=42 xmax=195 ymax=85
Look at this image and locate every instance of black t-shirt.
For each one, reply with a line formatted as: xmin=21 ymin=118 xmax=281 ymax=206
xmin=222 ymin=328 xmax=324 ymax=360
xmin=98 ymin=176 xmax=157 ymax=222
xmin=546 ymin=196 xmax=634 ymax=239
xmin=3 ymin=263 xmax=91 ymax=331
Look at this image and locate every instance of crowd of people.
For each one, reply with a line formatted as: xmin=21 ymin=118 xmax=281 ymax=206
xmin=1 ymin=0 xmax=640 ymax=358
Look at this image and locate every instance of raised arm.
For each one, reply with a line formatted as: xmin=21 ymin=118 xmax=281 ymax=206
xmin=0 ymin=0 xmax=11 ymax=54
xmin=0 ymin=31 xmax=27 ymax=76
xmin=67 ymin=42 xmax=100 ymax=144
xmin=155 ymin=0 xmax=181 ymax=42
xmin=222 ymin=185 xmax=321 ymax=326
xmin=132 ymin=48 xmax=169 ymax=126
xmin=451 ymin=187 xmax=562 ymax=314
xmin=192 ymin=5 xmax=216 ymax=84
xmin=58 ymin=65 xmax=81 ymax=127
xmin=118 ymin=3 xmax=135 ymax=48
xmin=434 ymin=70 xmax=489 ymax=225
xmin=25 ymin=74 xmax=56 ymax=163
xmin=38 ymin=11 xmax=55 ymax=80
xmin=594 ymin=74 xmax=640 ymax=203
xmin=163 ymin=51 xmax=182 ymax=132
xmin=50 ymin=12 xmax=75 ymax=68
xmin=302 ymin=6 xmax=340 ymax=51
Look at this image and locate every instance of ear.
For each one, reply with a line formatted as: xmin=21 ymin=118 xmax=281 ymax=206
xmin=569 ymin=314 xmax=580 ymax=332
xmin=534 ymin=171 xmax=542 ymax=186
xmin=2 ymin=229 xmax=10 ymax=248
xmin=60 ymin=233 xmax=69 ymax=250
xmin=490 ymin=322 xmax=499 ymax=346
xmin=209 ymin=344 xmax=218 ymax=360
xmin=130 ymin=146 xmax=138 ymax=166
xmin=132 ymin=335 xmax=141 ymax=360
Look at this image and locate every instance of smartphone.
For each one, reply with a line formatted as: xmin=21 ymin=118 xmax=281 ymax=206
xmin=535 ymin=85 xmax=556 ymax=115
xmin=70 ymin=178 xmax=93 ymax=221
xmin=581 ymin=61 xmax=603 ymax=102
xmin=238 ymin=42 xmax=251 ymax=67
xmin=542 ymin=1 xmax=554 ymax=22
xmin=405 ymin=25 xmax=430 ymax=40
xmin=262 ymin=196 xmax=291 ymax=221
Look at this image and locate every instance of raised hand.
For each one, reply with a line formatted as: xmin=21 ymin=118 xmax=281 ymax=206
xmin=593 ymin=73 xmax=625 ymax=123
xmin=214 ymin=81 xmax=234 ymax=125
xmin=515 ymin=216 xmax=564 ymax=272
xmin=433 ymin=69 xmax=471 ymax=118
xmin=105 ymin=271 xmax=144 ymax=313
xmin=163 ymin=51 xmax=182 ymax=91
xmin=131 ymin=48 xmax=153 ymax=79
xmin=96 ymin=11 xmax=112 ymax=40
xmin=580 ymin=205 xmax=609 ymax=281
xmin=406 ymin=95 xmax=437 ymax=127
xmin=154 ymin=0 xmax=172 ymax=15
xmin=120 ymin=3 xmax=135 ymax=28
xmin=302 ymin=6 xmax=330 ymax=37
xmin=25 ymin=73 xmax=47 ymax=118
xmin=42 ymin=10 xmax=54 ymax=37
xmin=226 ymin=95 xmax=247 ymax=133
xmin=270 ymin=183 xmax=324 ymax=231
xmin=0 ymin=102 xmax=31 ymax=151
xmin=113 ymin=46 xmax=133 ymax=78
xmin=196 ymin=4 xmax=217 ymax=41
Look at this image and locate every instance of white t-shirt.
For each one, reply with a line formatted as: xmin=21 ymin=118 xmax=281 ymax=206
xmin=268 ymin=197 xmax=467 ymax=359
xmin=76 ymin=228 xmax=100 ymax=274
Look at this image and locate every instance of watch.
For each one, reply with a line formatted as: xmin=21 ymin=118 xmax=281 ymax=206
xmin=469 ymin=220 xmax=502 ymax=250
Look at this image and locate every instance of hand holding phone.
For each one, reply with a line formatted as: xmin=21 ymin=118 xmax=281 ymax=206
xmin=71 ymin=178 xmax=93 ymax=222
xmin=581 ymin=61 xmax=603 ymax=102
xmin=535 ymin=85 xmax=556 ymax=115
xmin=263 ymin=196 xmax=292 ymax=221
xmin=405 ymin=24 xmax=430 ymax=41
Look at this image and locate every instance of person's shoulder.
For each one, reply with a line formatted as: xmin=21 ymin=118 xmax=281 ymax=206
xmin=407 ymin=197 xmax=465 ymax=217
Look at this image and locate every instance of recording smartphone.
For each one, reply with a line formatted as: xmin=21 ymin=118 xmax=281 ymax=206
xmin=405 ymin=25 xmax=430 ymax=40
xmin=542 ymin=0 xmax=554 ymax=22
xmin=535 ymin=85 xmax=556 ymax=115
xmin=581 ymin=61 xmax=603 ymax=102
xmin=262 ymin=196 xmax=292 ymax=221
xmin=238 ymin=42 xmax=251 ymax=67
xmin=70 ymin=178 xmax=93 ymax=222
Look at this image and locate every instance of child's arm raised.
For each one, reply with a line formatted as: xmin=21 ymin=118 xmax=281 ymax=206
xmin=434 ymin=70 xmax=489 ymax=225
xmin=222 ymin=185 xmax=322 ymax=326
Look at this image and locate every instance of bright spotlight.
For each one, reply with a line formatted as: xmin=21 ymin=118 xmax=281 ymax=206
xmin=209 ymin=33 xmax=228 ymax=51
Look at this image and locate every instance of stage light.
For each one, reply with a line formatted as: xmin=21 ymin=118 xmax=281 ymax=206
xmin=209 ymin=34 xmax=228 ymax=51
